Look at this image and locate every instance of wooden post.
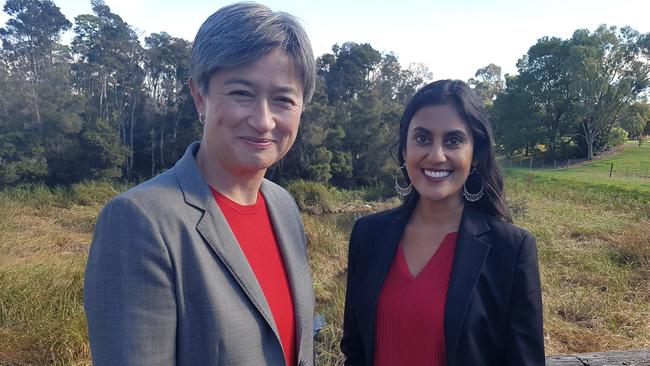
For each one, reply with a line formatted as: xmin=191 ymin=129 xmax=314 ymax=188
xmin=541 ymin=159 xmax=545 ymax=169
xmin=546 ymin=348 xmax=650 ymax=365
xmin=610 ymin=163 xmax=614 ymax=178
xmin=554 ymin=160 xmax=557 ymax=169
xmin=530 ymin=157 xmax=534 ymax=170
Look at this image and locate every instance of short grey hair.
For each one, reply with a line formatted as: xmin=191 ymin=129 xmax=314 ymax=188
xmin=190 ymin=2 xmax=316 ymax=103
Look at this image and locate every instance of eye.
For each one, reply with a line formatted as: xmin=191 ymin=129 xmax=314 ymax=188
xmin=228 ymin=90 xmax=253 ymax=98
xmin=274 ymin=96 xmax=297 ymax=108
xmin=446 ymin=136 xmax=463 ymax=147
xmin=414 ymin=134 xmax=430 ymax=144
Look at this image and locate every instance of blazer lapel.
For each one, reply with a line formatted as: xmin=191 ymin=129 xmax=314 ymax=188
xmin=444 ymin=206 xmax=491 ymax=365
xmin=173 ymin=142 xmax=279 ymax=340
xmin=360 ymin=201 xmax=415 ymax=361
xmin=261 ymin=180 xmax=313 ymax=363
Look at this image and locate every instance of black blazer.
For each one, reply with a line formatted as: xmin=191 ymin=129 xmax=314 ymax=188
xmin=341 ymin=201 xmax=544 ymax=366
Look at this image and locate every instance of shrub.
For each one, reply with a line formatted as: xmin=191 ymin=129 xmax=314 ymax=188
xmin=606 ymin=127 xmax=628 ymax=149
xmin=285 ymin=180 xmax=336 ymax=214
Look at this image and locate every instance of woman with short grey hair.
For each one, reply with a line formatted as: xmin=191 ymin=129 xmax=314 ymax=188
xmin=84 ymin=3 xmax=317 ymax=365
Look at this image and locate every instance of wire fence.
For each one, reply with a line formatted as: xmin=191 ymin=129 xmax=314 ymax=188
xmin=501 ymin=157 xmax=650 ymax=182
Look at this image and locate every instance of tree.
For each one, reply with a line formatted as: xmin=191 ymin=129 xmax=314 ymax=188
xmin=620 ymin=102 xmax=650 ymax=140
xmin=71 ymin=0 xmax=145 ymax=178
xmin=0 ymin=0 xmax=71 ymax=124
xmin=492 ymin=75 xmax=545 ymax=155
xmin=567 ymin=26 xmax=650 ymax=159
xmin=468 ymin=63 xmax=504 ymax=107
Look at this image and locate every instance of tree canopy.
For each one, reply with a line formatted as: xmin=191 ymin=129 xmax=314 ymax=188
xmin=1 ymin=1 xmax=648 ymax=187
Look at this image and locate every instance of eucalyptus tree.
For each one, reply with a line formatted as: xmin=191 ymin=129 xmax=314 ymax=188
xmin=468 ymin=63 xmax=504 ymax=108
xmin=71 ymin=0 xmax=142 ymax=178
xmin=565 ymin=25 xmax=650 ymax=159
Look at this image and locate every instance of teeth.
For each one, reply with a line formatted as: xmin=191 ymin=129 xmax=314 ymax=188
xmin=424 ymin=170 xmax=450 ymax=178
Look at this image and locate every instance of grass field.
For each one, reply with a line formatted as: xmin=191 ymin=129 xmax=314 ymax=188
xmin=527 ymin=141 xmax=650 ymax=189
xmin=0 ymin=143 xmax=648 ymax=365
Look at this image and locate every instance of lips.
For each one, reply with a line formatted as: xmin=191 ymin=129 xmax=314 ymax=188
xmin=423 ymin=169 xmax=451 ymax=179
xmin=241 ymin=136 xmax=275 ymax=148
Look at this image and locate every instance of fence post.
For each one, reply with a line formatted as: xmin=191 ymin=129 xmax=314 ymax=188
xmin=554 ymin=160 xmax=557 ymax=169
xmin=609 ymin=163 xmax=614 ymax=178
xmin=530 ymin=157 xmax=533 ymax=170
xmin=541 ymin=159 xmax=545 ymax=169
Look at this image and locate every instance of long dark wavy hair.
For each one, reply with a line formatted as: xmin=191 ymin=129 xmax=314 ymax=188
xmin=396 ymin=79 xmax=512 ymax=223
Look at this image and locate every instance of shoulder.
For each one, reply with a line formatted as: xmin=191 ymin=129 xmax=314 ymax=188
xmin=99 ymin=169 xmax=180 ymax=220
xmin=487 ymin=216 xmax=532 ymax=242
xmin=350 ymin=207 xmax=402 ymax=244
xmin=354 ymin=208 xmax=398 ymax=230
xmin=261 ymin=178 xmax=292 ymax=198
xmin=261 ymin=179 xmax=300 ymax=212
xmin=479 ymin=214 xmax=537 ymax=257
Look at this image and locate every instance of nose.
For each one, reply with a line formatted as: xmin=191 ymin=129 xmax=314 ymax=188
xmin=248 ymin=99 xmax=276 ymax=133
xmin=427 ymin=141 xmax=446 ymax=163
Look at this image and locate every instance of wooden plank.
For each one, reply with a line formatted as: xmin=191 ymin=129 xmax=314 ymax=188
xmin=546 ymin=349 xmax=650 ymax=366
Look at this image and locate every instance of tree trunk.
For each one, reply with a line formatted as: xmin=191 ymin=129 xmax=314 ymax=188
xmin=128 ymin=98 xmax=136 ymax=178
xmin=150 ymin=129 xmax=156 ymax=177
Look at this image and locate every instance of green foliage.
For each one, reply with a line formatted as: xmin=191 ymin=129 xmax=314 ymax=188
xmin=493 ymin=25 xmax=650 ymax=160
xmin=606 ymin=127 xmax=628 ymax=149
xmin=285 ymin=180 xmax=337 ymax=214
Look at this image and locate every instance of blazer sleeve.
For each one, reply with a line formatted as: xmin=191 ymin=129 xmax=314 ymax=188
xmin=505 ymin=232 xmax=545 ymax=365
xmin=341 ymin=220 xmax=366 ymax=365
xmin=84 ymin=196 xmax=177 ymax=365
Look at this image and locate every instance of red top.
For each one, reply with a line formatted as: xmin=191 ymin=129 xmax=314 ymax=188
xmin=374 ymin=232 xmax=458 ymax=366
xmin=212 ymin=189 xmax=296 ymax=366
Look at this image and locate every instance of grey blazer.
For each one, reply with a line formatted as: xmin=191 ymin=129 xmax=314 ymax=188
xmin=84 ymin=141 xmax=315 ymax=365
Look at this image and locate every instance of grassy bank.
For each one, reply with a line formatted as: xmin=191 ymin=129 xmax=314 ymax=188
xmin=1 ymin=168 xmax=649 ymax=364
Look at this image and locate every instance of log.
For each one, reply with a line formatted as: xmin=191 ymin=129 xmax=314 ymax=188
xmin=546 ymin=349 xmax=650 ymax=365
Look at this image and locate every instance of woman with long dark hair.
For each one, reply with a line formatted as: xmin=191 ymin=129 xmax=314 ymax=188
xmin=341 ymin=79 xmax=544 ymax=365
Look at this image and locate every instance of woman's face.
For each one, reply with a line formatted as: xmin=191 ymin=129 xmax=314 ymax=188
xmin=190 ymin=49 xmax=304 ymax=176
xmin=404 ymin=104 xmax=474 ymax=206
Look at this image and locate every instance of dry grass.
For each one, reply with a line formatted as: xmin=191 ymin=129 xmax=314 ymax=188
xmin=507 ymin=177 xmax=650 ymax=355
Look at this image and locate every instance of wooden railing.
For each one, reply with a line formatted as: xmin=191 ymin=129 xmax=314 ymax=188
xmin=546 ymin=349 xmax=650 ymax=365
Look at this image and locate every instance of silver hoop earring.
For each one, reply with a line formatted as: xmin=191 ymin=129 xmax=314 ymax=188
xmin=394 ymin=163 xmax=412 ymax=196
xmin=199 ymin=113 xmax=206 ymax=125
xmin=463 ymin=168 xmax=484 ymax=202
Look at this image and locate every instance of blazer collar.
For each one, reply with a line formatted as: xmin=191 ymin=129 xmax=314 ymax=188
xmin=260 ymin=180 xmax=314 ymax=363
xmin=445 ymin=205 xmax=492 ymax=365
xmin=172 ymin=142 xmax=282 ymax=343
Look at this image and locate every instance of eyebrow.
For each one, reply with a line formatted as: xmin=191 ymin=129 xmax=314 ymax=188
xmin=411 ymin=126 xmax=469 ymax=136
xmin=223 ymin=77 xmax=300 ymax=94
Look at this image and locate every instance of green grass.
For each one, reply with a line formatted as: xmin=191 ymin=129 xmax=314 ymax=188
xmin=514 ymin=141 xmax=650 ymax=189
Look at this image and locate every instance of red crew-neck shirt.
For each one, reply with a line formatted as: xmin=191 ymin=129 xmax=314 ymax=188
xmin=374 ymin=232 xmax=458 ymax=366
xmin=212 ymin=188 xmax=296 ymax=366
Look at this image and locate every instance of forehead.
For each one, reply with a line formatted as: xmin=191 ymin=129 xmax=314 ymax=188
xmin=409 ymin=104 xmax=470 ymax=133
xmin=211 ymin=50 xmax=302 ymax=88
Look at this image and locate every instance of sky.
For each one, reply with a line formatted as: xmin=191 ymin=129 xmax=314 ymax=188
xmin=1 ymin=0 xmax=649 ymax=81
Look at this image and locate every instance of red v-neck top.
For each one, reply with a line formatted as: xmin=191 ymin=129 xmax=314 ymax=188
xmin=212 ymin=188 xmax=296 ymax=366
xmin=374 ymin=232 xmax=458 ymax=366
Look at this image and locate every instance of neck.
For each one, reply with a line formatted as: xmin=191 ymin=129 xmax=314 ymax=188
xmin=196 ymin=146 xmax=265 ymax=205
xmin=411 ymin=194 xmax=465 ymax=229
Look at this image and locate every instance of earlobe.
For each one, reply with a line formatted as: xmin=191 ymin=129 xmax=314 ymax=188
xmin=188 ymin=77 xmax=205 ymax=114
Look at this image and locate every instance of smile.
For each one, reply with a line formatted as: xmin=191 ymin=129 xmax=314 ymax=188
xmin=241 ymin=137 xmax=274 ymax=148
xmin=423 ymin=169 xmax=451 ymax=178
